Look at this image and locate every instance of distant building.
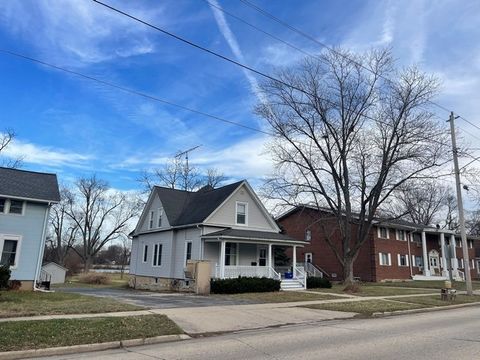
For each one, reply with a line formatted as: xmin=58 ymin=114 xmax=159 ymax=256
xmin=41 ymin=262 xmax=67 ymax=284
xmin=278 ymin=206 xmax=477 ymax=282
xmin=0 ymin=167 xmax=60 ymax=290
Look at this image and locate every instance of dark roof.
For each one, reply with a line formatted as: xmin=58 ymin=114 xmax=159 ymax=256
xmin=155 ymin=181 xmax=244 ymax=226
xmin=0 ymin=167 xmax=60 ymax=202
xmin=202 ymin=228 xmax=302 ymax=243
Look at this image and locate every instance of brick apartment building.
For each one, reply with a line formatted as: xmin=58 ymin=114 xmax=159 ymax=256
xmin=278 ymin=206 xmax=478 ymax=282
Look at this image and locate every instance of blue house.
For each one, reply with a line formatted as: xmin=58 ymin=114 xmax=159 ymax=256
xmin=0 ymin=167 xmax=60 ymax=290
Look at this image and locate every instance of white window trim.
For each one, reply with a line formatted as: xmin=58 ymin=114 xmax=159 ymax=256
xmin=0 ymin=234 xmax=22 ymax=270
xmin=152 ymin=243 xmax=162 ymax=267
xmin=184 ymin=241 xmax=193 ymax=266
xmin=396 ymin=229 xmax=406 ymax=241
xmin=235 ymin=201 xmax=248 ymax=226
xmin=397 ymin=254 xmax=409 ymax=267
xmin=157 ymin=208 xmax=163 ymax=228
xmin=0 ymin=199 xmax=26 ymax=217
xmin=148 ymin=210 xmax=155 ymax=230
xmin=379 ymin=252 xmax=391 ymax=266
xmin=142 ymin=244 xmax=148 ymax=263
xmin=377 ymin=227 xmax=389 ymax=239
xmin=305 ymin=229 xmax=312 ymax=241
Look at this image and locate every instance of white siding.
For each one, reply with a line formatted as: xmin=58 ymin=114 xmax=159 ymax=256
xmin=130 ymin=231 xmax=174 ymax=278
xmin=206 ymin=184 xmax=276 ymax=232
xmin=138 ymin=194 xmax=170 ymax=232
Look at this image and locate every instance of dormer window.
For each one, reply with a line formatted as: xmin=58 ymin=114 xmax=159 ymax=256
xmin=158 ymin=208 xmax=163 ymax=227
xmin=236 ymin=202 xmax=247 ymax=225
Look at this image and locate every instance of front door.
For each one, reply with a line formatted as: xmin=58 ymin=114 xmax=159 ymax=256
xmin=429 ymin=250 xmax=440 ymax=275
xmin=258 ymin=247 xmax=267 ymax=266
xmin=305 ymin=252 xmax=313 ymax=264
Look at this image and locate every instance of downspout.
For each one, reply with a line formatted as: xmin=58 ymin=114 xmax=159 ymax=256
xmin=34 ymin=202 xmax=52 ymax=292
xmin=407 ymin=230 xmax=414 ymax=278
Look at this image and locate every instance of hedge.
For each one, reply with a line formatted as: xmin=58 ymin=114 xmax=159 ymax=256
xmin=306 ymin=276 xmax=332 ymax=289
xmin=0 ymin=265 xmax=11 ymax=290
xmin=211 ymin=277 xmax=281 ymax=294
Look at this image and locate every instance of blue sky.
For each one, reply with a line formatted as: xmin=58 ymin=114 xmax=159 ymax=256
xmin=1 ymin=0 xmax=480 ymax=193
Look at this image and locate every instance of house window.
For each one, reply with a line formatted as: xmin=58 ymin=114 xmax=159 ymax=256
xmin=398 ymin=254 xmax=409 ymax=267
xmin=149 ymin=211 xmax=154 ymax=229
xmin=0 ymin=198 xmax=5 ymax=213
xmin=305 ymin=229 xmax=312 ymax=241
xmin=459 ymin=258 xmax=464 ymax=269
xmin=414 ymin=256 xmax=423 ymax=268
xmin=472 ymin=259 xmax=475 ymax=269
xmin=468 ymin=240 xmax=473 ymax=249
xmin=236 ymin=202 xmax=247 ymax=225
xmin=158 ymin=208 xmax=163 ymax=228
xmin=185 ymin=241 xmax=192 ymax=265
xmin=379 ymin=252 xmax=391 ymax=266
xmin=225 ymin=243 xmax=237 ymax=266
xmin=143 ymin=245 xmax=148 ymax=263
xmin=396 ymin=230 xmax=406 ymax=241
xmin=8 ymin=200 xmax=24 ymax=215
xmin=152 ymin=244 xmax=162 ymax=266
xmin=0 ymin=239 xmax=18 ymax=267
xmin=378 ymin=227 xmax=389 ymax=239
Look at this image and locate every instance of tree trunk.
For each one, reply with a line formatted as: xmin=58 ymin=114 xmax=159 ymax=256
xmin=83 ymin=256 xmax=93 ymax=273
xmin=343 ymin=257 xmax=354 ymax=285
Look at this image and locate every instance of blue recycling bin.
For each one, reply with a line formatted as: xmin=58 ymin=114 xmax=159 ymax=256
xmin=284 ymin=271 xmax=293 ymax=279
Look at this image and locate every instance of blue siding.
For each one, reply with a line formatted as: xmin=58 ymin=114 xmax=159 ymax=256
xmin=0 ymin=201 xmax=48 ymax=281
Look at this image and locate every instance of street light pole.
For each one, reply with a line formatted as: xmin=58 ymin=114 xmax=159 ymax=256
xmin=448 ymin=112 xmax=473 ymax=295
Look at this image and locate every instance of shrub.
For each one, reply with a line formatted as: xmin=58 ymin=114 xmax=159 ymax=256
xmin=306 ymin=276 xmax=332 ymax=289
xmin=77 ymin=272 xmax=111 ymax=285
xmin=211 ymin=277 xmax=281 ymax=294
xmin=0 ymin=265 xmax=11 ymax=289
xmin=8 ymin=280 xmax=22 ymax=291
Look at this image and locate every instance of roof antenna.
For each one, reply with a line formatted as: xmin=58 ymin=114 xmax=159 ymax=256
xmin=175 ymin=145 xmax=202 ymax=190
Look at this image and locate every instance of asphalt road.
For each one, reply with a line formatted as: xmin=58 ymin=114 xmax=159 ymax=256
xmin=42 ymin=306 xmax=480 ymax=360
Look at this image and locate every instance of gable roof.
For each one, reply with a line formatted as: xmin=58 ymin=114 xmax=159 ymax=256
xmin=0 ymin=167 xmax=60 ymax=203
xmin=154 ymin=180 xmax=244 ymax=227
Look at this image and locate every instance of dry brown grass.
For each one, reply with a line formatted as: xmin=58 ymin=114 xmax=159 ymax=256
xmin=77 ymin=273 xmax=111 ymax=285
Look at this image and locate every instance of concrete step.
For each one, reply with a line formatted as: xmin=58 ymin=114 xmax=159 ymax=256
xmin=281 ymin=279 xmax=305 ymax=291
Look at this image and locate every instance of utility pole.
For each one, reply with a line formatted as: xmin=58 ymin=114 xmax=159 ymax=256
xmin=448 ymin=112 xmax=473 ymax=295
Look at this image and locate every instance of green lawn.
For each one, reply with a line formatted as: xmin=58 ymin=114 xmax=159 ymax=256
xmin=303 ymin=299 xmax=425 ymax=316
xmin=310 ymin=284 xmax=436 ymax=297
xmin=219 ymin=291 xmax=341 ymax=303
xmin=0 ymin=315 xmax=181 ymax=352
xmin=0 ymin=291 xmax=141 ymax=318
xmin=392 ymin=294 xmax=480 ymax=307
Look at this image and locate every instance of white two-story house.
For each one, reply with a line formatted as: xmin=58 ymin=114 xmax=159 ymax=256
xmin=0 ymin=167 xmax=60 ymax=290
xmin=129 ymin=180 xmax=308 ymax=291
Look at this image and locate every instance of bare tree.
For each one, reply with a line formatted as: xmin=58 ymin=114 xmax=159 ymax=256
xmin=396 ymin=182 xmax=453 ymax=226
xmin=258 ymin=48 xmax=450 ymax=284
xmin=204 ymin=168 xmax=227 ymax=188
xmin=48 ymin=187 xmax=79 ymax=266
xmin=66 ymin=175 xmax=141 ymax=272
xmin=0 ymin=130 xmax=23 ymax=168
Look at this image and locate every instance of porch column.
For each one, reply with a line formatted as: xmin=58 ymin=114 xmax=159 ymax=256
xmin=220 ymin=240 xmax=226 ymax=278
xmin=268 ymin=244 xmax=273 ymax=268
xmin=440 ymin=233 xmax=448 ymax=277
xmin=292 ymin=245 xmax=297 ymax=272
xmin=450 ymin=234 xmax=458 ymax=277
xmin=421 ymin=231 xmax=430 ymax=276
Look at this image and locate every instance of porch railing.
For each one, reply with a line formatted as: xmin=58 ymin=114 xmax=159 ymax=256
xmin=214 ymin=265 xmax=281 ymax=280
xmin=304 ymin=262 xmax=324 ymax=278
xmin=294 ymin=266 xmax=307 ymax=289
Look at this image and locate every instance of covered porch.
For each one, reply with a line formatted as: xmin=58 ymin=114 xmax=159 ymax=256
xmin=201 ymin=228 xmax=307 ymax=290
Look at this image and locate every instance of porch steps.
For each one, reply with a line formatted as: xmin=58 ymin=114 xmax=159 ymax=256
xmin=281 ymin=279 xmax=305 ymax=291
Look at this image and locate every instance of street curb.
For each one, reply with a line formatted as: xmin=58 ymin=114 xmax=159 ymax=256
xmin=0 ymin=334 xmax=191 ymax=360
xmin=373 ymin=300 xmax=480 ymax=317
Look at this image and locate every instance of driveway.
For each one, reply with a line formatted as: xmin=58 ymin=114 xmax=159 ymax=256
xmin=57 ymin=287 xmax=257 ymax=308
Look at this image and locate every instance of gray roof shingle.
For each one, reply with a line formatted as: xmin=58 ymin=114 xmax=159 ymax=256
xmin=155 ymin=181 xmax=244 ymax=226
xmin=0 ymin=167 xmax=60 ymax=202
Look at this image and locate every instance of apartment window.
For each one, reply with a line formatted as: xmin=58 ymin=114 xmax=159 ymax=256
xmin=225 ymin=243 xmax=237 ymax=266
xmin=379 ymin=252 xmax=391 ymax=266
xmin=185 ymin=242 xmax=192 ymax=265
xmin=157 ymin=208 xmax=163 ymax=228
xmin=236 ymin=202 xmax=247 ymax=225
xmin=152 ymin=244 xmax=162 ymax=266
xmin=8 ymin=200 xmax=24 ymax=215
xmin=378 ymin=227 xmax=389 ymax=239
xmin=398 ymin=254 xmax=409 ymax=267
xmin=469 ymin=241 xmax=473 ymax=249
xmin=305 ymin=229 xmax=312 ymax=242
xmin=148 ymin=210 xmax=154 ymax=229
xmin=460 ymin=258 xmax=464 ymax=269
xmin=396 ymin=230 xmax=406 ymax=241
xmin=0 ymin=198 xmax=5 ymax=213
xmin=414 ymin=256 xmax=423 ymax=268
xmin=143 ymin=245 xmax=148 ymax=263
xmin=0 ymin=239 xmax=19 ymax=267
xmin=456 ymin=239 xmax=462 ymax=248
xmin=472 ymin=259 xmax=475 ymax=269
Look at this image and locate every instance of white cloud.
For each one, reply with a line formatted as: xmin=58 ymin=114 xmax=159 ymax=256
xmin=2 ymin=137 xmax=91 ymax=167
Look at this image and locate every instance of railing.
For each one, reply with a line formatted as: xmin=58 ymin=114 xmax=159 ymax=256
xmin=457 ymin=270 xmax=465 ymax=281
xmin=304 ymin=262 xmax=324 ymax=278
xmin=214 ymin=265 xmax=281 ymax=280
xmin=294 ymin=266 xmax=307 ymax=289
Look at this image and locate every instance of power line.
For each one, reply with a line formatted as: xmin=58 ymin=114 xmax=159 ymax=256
xmin=238 ymin=0 xmax=478 ymax=126
xmin=0 ymin=49 xmax=271 ymax=136
xmin=92 ymin=0 xmax=452 ymax=150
